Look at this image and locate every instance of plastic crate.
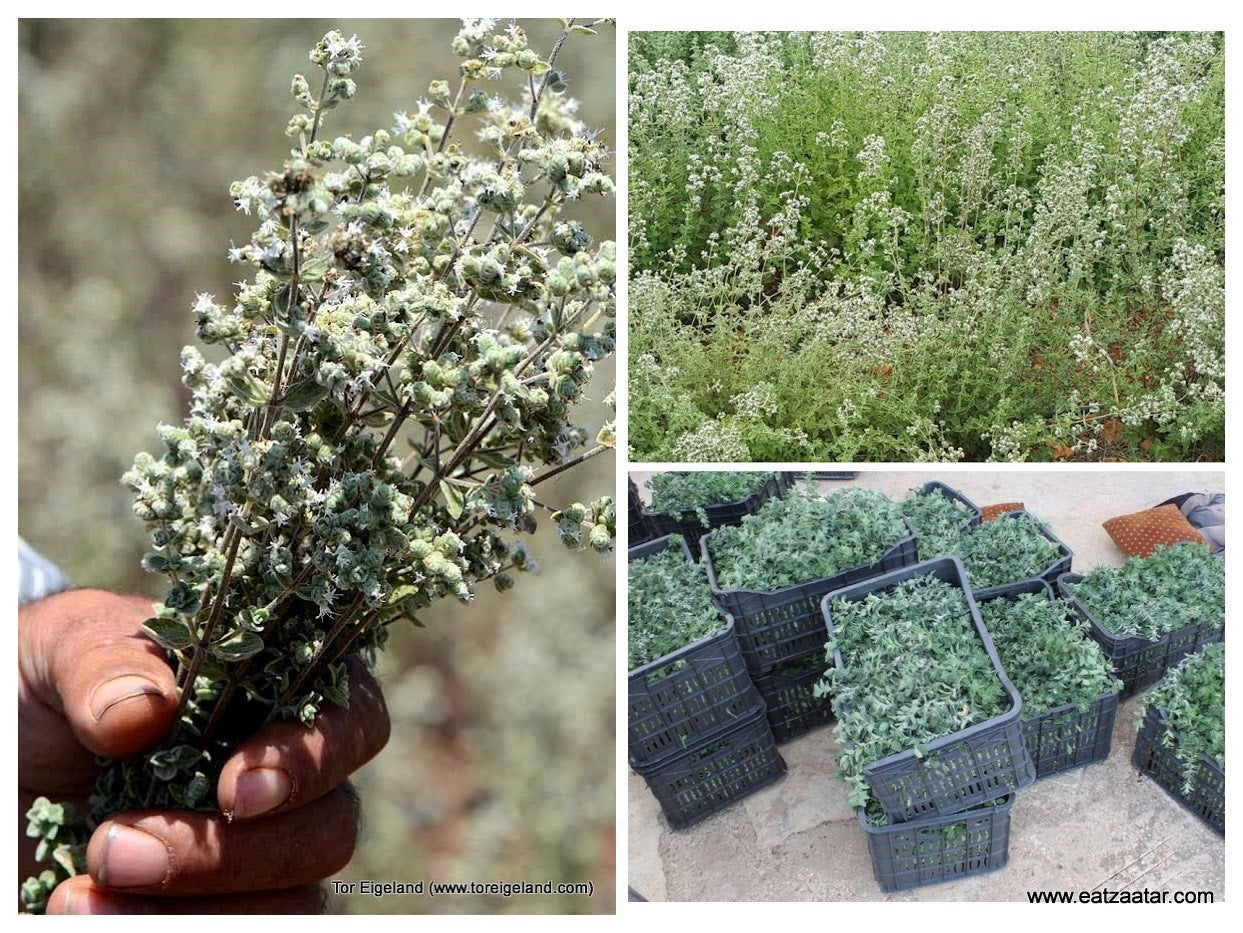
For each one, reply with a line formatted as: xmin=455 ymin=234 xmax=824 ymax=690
xmin=1057 ymin=572 xmax=1224 ymax=696
xmin=969 ymin=510 xmax=1074 ymax=598
xmin=911 ymin=480 xmax=982 ymax=529
xmin=628 ymin=478 xmax=657 ymax=548
xmin=785 ymin=471 xmax=861 ymax=480
xmin=643 ymin=473 xmax=785 ymax=561
xmin=975 ymin=579 xmax=1117 ymax=779
xmin=862 ymin=795 xmax=1014 ymax=893
xmin=627 ymin=536 xmax=764 ymax=767
xmin=702 ymin=517 xmax=919 ymax=675
xmin=823 ymin=556 xmax=1036 ymax=822
xmin=633 ymin=706 xmax=787 ymax=831
xmin=753 ymin=653 xmax=835 ymax=743
xmin=1133 ymin=704 xmax=1224 ymax=836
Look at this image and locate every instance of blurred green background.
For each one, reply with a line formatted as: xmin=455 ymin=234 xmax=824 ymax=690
xmin=18 ymin=19 xmax=616 ymax=914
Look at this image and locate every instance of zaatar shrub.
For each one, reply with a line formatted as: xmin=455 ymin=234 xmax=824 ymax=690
xmin=22 ymin=20 xmax=616 ymax=914
xmin=978 ymin=593 xmax=1120 ymax=718
xmin=1066 ymin=542 xmax=1224 ymax=641
xmin=818 ymin=575 xmax=1009 ymax=820
xmin=629 ymin=32 xmax=1224 ymax=462
xmin=707 ymin=486 xmax=908 ymax=591
xmin=901 ymin=486 xmax=975 ymax=560
xmin=628 ymin=536 xmax=724 ymax=670
xmin=941 ymin=512 xmax=1062 ymax=590
xmin=646 ymin=470 xmax=775 ymax=520
xmin=1138 ymin=643 xmax=1224 ymax=793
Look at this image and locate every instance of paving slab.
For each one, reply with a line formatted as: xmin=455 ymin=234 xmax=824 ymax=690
xmin=627 ymin=469 xmax=1225 ymax=902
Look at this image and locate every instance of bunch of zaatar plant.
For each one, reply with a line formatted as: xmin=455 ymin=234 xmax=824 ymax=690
xmin=22 ymin=19 xmax=616 ymax=913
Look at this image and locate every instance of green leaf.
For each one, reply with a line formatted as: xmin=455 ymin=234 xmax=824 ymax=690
xmin=51 ymin=844 xmax=80 ymax=876
xmin=279 ymin=380 xmax=329 ymax=411
xmin=440 ymin=479 xmax=465 ymax=519
xmin=211 ymin=630 xmax=265 ymax=661
xmin=150 ymin=745 xmax=203 ymax=781
xmin=184 ymin=771 xmax=212 ymax=809
xmin=225 ymin=371 xmax=270 ymax=406
xmin=568 ymin=25 xmax=597 ymax=36
xmin=141 ymin=617 xmax=195 ymax=650
xmin=324 ymin=661 xmax=350 ymax=709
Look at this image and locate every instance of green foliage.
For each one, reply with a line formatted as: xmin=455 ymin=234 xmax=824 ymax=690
xmin=646 ymin=470 xmax=775 ymax=520
xmin=629 ymin=32 xmax=1224 ymax=462
xmin=627 ymin=537 xmax=724 ymax=670
xmin=819 ymin=575 xmax=1009 ymax=821
xmin=901 ymin=486 xmax=976 ymax=558
xmin=1066 ymin=543 xmax=1224 ymax=640
xmin=707 ymin=486 xmax=908 ymax=591
xmin=978 ymin=592 xmax=1121 ymax=718
xmin=945 ymin=513 xmax=1063 ymax=589
xmin=24 ymin=21 xmax=616 ymax=913
xmin=1139 ymin=643 xmax=1224 ymax=793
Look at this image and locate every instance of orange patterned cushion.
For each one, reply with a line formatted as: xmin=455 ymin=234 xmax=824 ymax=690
xmin=1102 ymin=504 xmax=1207 ymax=558
xmin=981 ymin=502 xmax=1024 ymax=522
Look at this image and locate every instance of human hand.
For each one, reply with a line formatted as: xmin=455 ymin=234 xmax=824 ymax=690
xmin=18 ymin=588 xmax=391 ymax=914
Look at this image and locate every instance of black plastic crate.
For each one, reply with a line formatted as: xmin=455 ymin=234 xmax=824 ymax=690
xmin=628 ymin=478 xmax=657 ymax=548
xmin=633 ymin=706 xmax=787 ymax=831
xmin=824 ymin=556 xmax=1035 ymax=822
xmin=702 ymin=517 xmax=919 ymax=675
xmin=753 ymin=653 xmax=835 ymax=743
xmin=627 ymin=536 xmax=764 ymax=767
xmin=1133 ymin=704 xmax=1224 ymax=836
xmin=642 ymin=473 xmax=785 ymax=561
xmin=785 ymin=471 xmax=860 ymax=481
xmin=1057 ymin=572 xmax=1224 ymax=696
xmin=975 ymin=579 xmax=1117 ymax=779
xmin=970 ymin=511 xmax=1073 ymax=599
xmin=910 ymin=480 xmax=982 ymax=529
xmin=861 ymin=795 xmax=1014 ymax=893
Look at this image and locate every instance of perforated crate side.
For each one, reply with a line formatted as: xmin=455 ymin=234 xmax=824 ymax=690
xmin=628 ymin=536 xmax=763 ymax=766
xmin=642 ymin=473 xmax=785 ymax=561
xmin=703 ymin=518 xmax=919 ymax=675
xmin=634 ymin=707 xmax=787 ymax=830
xmin=1133 ymin=705 xmax=1224 ymax=836
xmin=824 ymin=556 xmax=1035 ymax=822
xmin=1057 ymin=572 xmax=1225 ymax=696
xmin=1022 ymin=693 xmax=1118 ymax=779
xmin=974 ymin=579 xmax=1118 ymax=778
xmin=968 ymin=511 xmax=1073 ymax=598
xmin=628 ymin=620 xmax=765 ymax=768
xmin=861 ymin=795 xmax=1014 ymax=893
xmin=753 ymin=653 xmax=835 ymax=743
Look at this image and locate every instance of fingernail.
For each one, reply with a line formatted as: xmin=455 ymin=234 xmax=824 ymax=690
xmin=89 ymin=675 xmax=164 ymax=722
xmin=61 ymin=888 xmax=123 ymax=915
xmin=232 ymin=767 xmax=292 ymax=820
xmin=99 ymin=825 xmax=170 ymax=888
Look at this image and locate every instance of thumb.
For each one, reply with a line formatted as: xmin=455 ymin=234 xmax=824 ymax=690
xmin=24 ymin=589 xmax=181 ymax=761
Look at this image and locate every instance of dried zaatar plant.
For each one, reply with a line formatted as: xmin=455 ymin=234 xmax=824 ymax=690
xmin=22 ymin=19 xmax=615 ymax=913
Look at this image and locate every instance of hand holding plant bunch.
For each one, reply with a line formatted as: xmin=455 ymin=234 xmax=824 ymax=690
xmin=21 ymin=18 xmax=615 ymax=913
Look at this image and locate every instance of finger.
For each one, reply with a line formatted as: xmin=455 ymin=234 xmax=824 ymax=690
xmin=217 ymin=656 xmax=390 ymax=820
xmin=85 ymin=782 xmax=359 ymax=896
xmin=48 ymin=875 xmax=326 ymax=914
xmin=26 ymin=589 xmax=179 ymax=760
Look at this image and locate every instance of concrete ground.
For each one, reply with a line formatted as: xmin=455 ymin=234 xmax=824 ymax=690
xmin=627 ymin=470 xmax=1225 ymax=902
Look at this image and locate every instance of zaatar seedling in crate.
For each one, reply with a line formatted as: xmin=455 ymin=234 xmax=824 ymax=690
xmin=22 ymin=19 xmax=616 ymax=913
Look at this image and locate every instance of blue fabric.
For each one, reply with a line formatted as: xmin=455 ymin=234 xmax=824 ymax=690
xmin=17 ymin=537 xmax=71 ymax=605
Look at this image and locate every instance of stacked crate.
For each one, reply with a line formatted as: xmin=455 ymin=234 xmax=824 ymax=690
xmin=700 ymin=494 xmax=919 ymax=746
xmin=822 ymin=557 xmax=1036 ymax=892
xmin=628 ymin=536 xmax=785 ymax=829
